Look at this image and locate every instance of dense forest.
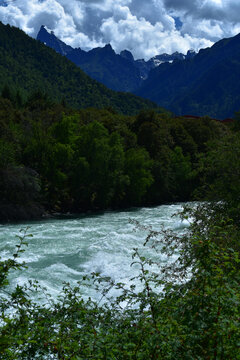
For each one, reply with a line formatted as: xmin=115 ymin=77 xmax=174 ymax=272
xmin=0 ymin=87 xmax=233 ymax=221
xmin=0 ymin=22 xmax=156 ymax=115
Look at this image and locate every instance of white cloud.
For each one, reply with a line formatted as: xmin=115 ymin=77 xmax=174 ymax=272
xmin=164 ymin=0 xmax=240 ymax=40
xmin=100 ymin=9 xmax=212 ymax=59
xmin=0 ymin=2 xmax=28 ymax=32
xmin=181 ymin=18 xmax=224 ymax=41
xmin=0 ymin=0 xmax=239 ymax=59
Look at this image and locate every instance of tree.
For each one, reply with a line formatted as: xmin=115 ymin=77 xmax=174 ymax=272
xmin=124 ymin=147 xmax=153 ymax=205
xmin=71 ymin=121 xmax=127 ymax=209
xmin=168 ymin=146 xmax=193 ymax=200
xmin=1 ymin=84 xmax=13 ymax=101
xmin=197 ymin=133 xmax=240 ymax=222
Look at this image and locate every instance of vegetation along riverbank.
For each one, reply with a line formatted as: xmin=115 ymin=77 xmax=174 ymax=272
xmin=0 ymin=87 xmax=236 ymax=222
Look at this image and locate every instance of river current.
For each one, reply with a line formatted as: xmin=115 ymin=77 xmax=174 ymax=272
xmin=0 ymin=204 xmax=190 ymax=303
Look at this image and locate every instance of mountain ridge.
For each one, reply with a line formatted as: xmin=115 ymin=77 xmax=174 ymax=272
xmin=37 ymin=25 xmax=195 ymax=91
xmin=136 ymin=32 xmax=240 ymax=119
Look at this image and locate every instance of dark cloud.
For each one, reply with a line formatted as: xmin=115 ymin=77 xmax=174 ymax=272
xmin=163 ymin=0 xmax=199 ymax=12
xmin=128 ymin=0 xmax=165 ymax=25
xmin=164 ymin=0 xmax=240 ymax=23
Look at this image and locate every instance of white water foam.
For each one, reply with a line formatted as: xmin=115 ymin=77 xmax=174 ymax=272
xmin=0 ymin=204 xmax=191 ymax=303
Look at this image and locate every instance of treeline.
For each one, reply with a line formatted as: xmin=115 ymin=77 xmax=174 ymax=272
xmin=0 ymin=89 xmax=233 ymax=221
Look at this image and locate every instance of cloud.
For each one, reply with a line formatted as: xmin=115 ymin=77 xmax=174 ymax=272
xmin=100 ymin=6 xmax=211 ymax=59
xmin=164 ymin=0 xmax=240 ymax=40
xmin=0 ymin=0 xmax=239 ymax=59
xmin=0 ymin=0 xmax=75 ymax=36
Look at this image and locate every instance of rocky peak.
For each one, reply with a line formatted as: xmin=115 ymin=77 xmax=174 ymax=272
xmin=120 ymin=50 xmax=134 ymax=62
xmin=186 ymin=49 xmax=196 ymax=59
xmin=103 ymin=44 xmax=115 ymax=54
xmin=37 ymin=25 xmax=73 ymax=56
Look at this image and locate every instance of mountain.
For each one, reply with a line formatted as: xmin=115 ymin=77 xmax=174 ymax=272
xmin=136 ymin=33 xmax=240 ymax=119
xmin=37 ymin=25 xmax=195 ymax=91
xmin=0 ymin=22 xmax=156 ymax=115
xmin=5 ymin=21 xmax=239 ymax=119
xmin=67 ymin=44 xmax=142 ymax=92
xmin=134 ymin=50 xmax=196 ymax=80
xmin=37 ymin=25 xmax=73 ymax=55
xmin=37 ymin=26 xmax=141 ymax=92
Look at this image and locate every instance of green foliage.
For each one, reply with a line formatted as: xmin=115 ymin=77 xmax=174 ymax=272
xmin=0 ymin=140 xmax=16 ymax=168
xmin=168 ymin=146 xmax=193 ymax=200
xmin=0 ymin=94 xmax=231 ymax=220
xmin=71 ymin=121 xmax=127 ymax=208
xmin=0 ymin=21 xmax=156 ymax=115
xmin=124 ymin=148 xmax=153 ymax=205
xmin=199 ymin=133 xmax=240 ymax=205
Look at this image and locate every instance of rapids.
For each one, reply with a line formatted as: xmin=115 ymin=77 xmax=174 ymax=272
xmin=0 ymin=204 xmax=191 ymax=302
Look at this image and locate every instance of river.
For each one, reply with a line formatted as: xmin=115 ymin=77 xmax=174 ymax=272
xmin=0 ymin=204 xmax=190 ymax=303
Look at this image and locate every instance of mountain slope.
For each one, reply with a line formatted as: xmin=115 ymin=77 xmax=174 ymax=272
xmin=136 ymin=33 xmax=240 ymax=118
xmin=37 ymin=26 xmax=141 ymax=92
xmin=67 ymin=44 xmax=142 ymax=92
xmin=37 ymin=25 xmax=195 ymax=91
xmin=0 ymin=22 xmax=156 ymax=115
xmin=37 ymin=25 xmax=73 ymax=55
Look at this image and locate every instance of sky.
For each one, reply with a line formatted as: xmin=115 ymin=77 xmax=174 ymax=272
xmin=0 ymin=0 xmax=239 ymax=60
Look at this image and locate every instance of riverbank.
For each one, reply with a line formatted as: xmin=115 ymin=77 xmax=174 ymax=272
xmin=0 ymin=201 xmax=44 ymax=223
xmin=0 ymin=198 xmax=188 ymax=224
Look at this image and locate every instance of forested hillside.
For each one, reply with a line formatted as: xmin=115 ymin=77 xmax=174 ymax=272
xmin=0 ymin=90 xmax=232 ymax=221
xmin=0 ymin=22 xmax=156 ymax=115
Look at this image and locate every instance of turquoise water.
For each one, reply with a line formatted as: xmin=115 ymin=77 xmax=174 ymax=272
xmin=0 ymin=204 xmax=190 ymax=302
